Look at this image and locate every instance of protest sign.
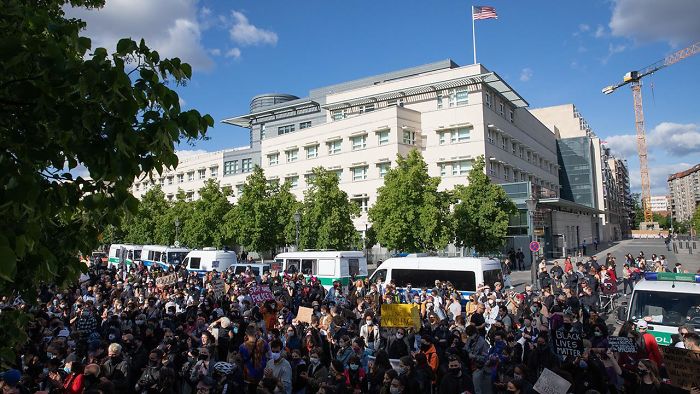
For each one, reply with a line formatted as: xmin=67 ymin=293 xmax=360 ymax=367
xmin=662 ymin=346 xmax=700 ymax=390
xmin=156 ymin=274 xmax=177 ymax=288
xmin=553 ymin=328 xmax=583 ymax=357
xmin=380 ymin=304 xmax=420 ymax=330
xmin=296 ymin=307 xmax=314 ymax=324
xmin=607 ymin=336 xmax=637 ymax=353
xmin=533 ymin=368 xmax=571 ymax=394
xmin=211 ymin=278 xmax=225 ymax=299
xmin=250 ymin=285 xmax=275 ymax=303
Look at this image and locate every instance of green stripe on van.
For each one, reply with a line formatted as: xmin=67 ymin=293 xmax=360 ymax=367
xmin=317 ymin=276 xmax=366 ymax=286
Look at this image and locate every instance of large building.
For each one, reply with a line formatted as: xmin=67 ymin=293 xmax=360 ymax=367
xmin=668 ymin=164 xmax=700 ymax=222
xmin=650 ymin=195 xmax=670 ymax=214
xmin=608 ymin=157 xmax=633 ymax=237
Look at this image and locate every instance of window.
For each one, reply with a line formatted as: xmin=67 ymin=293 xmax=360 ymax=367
xmin=186 ymin=191 xmax=194 ymax=201
xmin=392 ymin=269 xmax=477 ymax=292
xmin=159 ymin=178 xmax=165 ymax=186
xmin=285 ymin=176 xmax=299 ymax=189
xmin=267 ymin=153 xmax=279 ymax=166
xmin=508 ymin=109 xmax=514 ymax=122
xmin=241 ymin=158 xmax=252 ymax=173
xmin=439 ymin=131 xmax=446 ymax=145
xmin=502 ymin=136 xmax=507 ymax=150
xmin=188 ymin=257 xmax=201 ymax=270
xmin=352 ymin=166 xmax=368 ymax=181
xmin=451 ymin=127 xmax=471 ymax=143
xmin=447 ymin=87 xmax=469 ymax=107
xmin=177 ymin=174 xmax=184 ymax=183
xmin=260 ymin=124 xmax=266 ymax=140
xmin=353 ymin=197 xmax=369 ymax=213
xmin=359 ymin=104 xmax=375 ymax=113
xmin=223 ymin=161 xmax=237 ymax=175
xmin=377 ymin=130 xmax=389 ymax=145
xmin=498 ymin=102 xmax=505 ymax=115
xmin=299 ymin=121 xmax=311 ymax=129
xmin=187 ymin=171 xmax=195 ymax=182
xmin=487 ymin=129 xmax=495 ymax=144
xmin=278 ymin=124 xmax=295 ymax=135
xmin=351 ymin=135 xmax=366 ymax=151
xmin=519 ymin=147 xmax=524 ymax=159
xmin=236 ymin=185 xmax=244 ymax=197
xmin=210 ymin=167 xmax=218 ymax=178
xmin=331 ymin=109 xmax=347 ymax=121
xmin=198 ymin=169 xmax=206 ymax=180
xmin=439 ymin=163 xmax=446 ymax=176
xmin=437 ymin=93 xmax=444 ymax=109
xmin=377 ymin=163 xmax=390 ymax=178
xmin=327 ymin=140 xmax=342 ymax=155
xmin=485 ymin=91 xmax=493 ymax=108
xmin=521 ymin=172 xmax=526 ymax=181
xmin=285 ymin=149 xmax=298 ymax=163
xmin=512 ymin=142 xmax=517 ymax=155
xmin=167 ymin=176 xmax=173 ymax=185
xmin=332 ymin=169 xmax=342 ymax=182
xmin=526 ymin=151 xmax=531 ymax=163
xmin=135 ymin=183 xmax=140 ymax=191
xmin=304 ymin=173 xmax=316 ymax=184
xmin=402 ymin=130 xmax=416 ymax=145
xmin=267 ymin=178 xmax=279 ymax=188
xmin=451 ymin=160 xmax=472 ymax=176
xmin=489 ymin=162 xmax=497 ymax=176
xmin=504 ymin=167 xmax=510 ymax=181
xmin=387 ymin=98 xmax=404 ymax=107
xmin=305 ymin=145 xmax=318 ymax=159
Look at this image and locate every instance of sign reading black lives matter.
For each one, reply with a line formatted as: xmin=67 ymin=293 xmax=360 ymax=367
xmin=554 ymin=328 xmax=583 ymax=357
xmin=608 ymin=336 xmax=637 ymax=353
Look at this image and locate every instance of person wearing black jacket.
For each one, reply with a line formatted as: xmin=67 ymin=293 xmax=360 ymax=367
xmin=438 ymin=355 xmax=473 ymax=394
xmin=101 ymin=343 xmax=131 ymax=392
xmin=386 ymin=328 xmax=411 ymax=360
xmin=135 ymin=349 xmax=164 ymax=393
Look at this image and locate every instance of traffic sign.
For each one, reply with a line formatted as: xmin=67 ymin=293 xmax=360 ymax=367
xmin=529 ymin=241 xmax=540 ymax=253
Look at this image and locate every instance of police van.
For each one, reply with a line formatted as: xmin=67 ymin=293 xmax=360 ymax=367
xmin=107 ymin=244 xmax=142 ymax=268
xmin=621 ymin=272 xmax=700 ymax=346
xmin=141 ymin=245 xmax=190 ymax=269
xmin=273 ymin=251 xmax=368 ymax=289
xmin=369 ymin=255 xmax=503 ymax=297
xmin=182 ymin=248 xmax=238 ymax=274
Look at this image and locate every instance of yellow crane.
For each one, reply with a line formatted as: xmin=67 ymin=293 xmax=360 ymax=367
xmin=602 ymin=41 xmax=700 ymax=226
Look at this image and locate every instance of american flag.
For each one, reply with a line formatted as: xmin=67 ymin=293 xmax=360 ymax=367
xmin=473 ymin=5 xmax=498 ymax=20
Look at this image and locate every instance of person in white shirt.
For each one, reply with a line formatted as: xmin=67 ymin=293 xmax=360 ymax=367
xmin=447 ymin=293 xmax=462 ymax=321
xmin=264 ymin=339 xmax=292 ymax=394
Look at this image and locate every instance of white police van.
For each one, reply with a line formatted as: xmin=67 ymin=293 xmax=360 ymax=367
xmin=369 ymin=254 xmax=503 ymax=297
xmin=141 ymin=245 xmax=190 ymax=269
xmin=107 ymin=244 xmax=142 ymax=268
xmin=183 ymin=248 xmax=238 ymax=274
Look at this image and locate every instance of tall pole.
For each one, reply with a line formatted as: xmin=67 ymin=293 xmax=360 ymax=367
xmin=472 ymin=6 xmax=477 ymax=64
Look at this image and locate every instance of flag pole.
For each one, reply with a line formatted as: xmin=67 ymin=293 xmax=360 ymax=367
xmin=472 ymin=6 xmax=477 ymax=64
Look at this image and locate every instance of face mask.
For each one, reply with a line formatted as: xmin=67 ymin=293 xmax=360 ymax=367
xmin=397 ymin=366 xmax=406 ymax=375
xmin=271 ymin=352 xmax=281 ymax=361
xmin=579 ymin=360 xmax=588 ymax=369
xmin=64 ymin=366 xmax=71 ymax=374
xmin=449 ymin=367 xmax=460 ymax=376
xmin=414 ymin=299 xmax=420 ymax=303
xmin=513 ymin=373 xmax=523 ymax=381
xmin=489 ymin=300 xmax=495 ymax=306
xmin=233 ymin=327 xmax=239 ymax=334
xmin=309 ymin=357 xmax=320 ymax=365
xmin=638 ymin=369 xmax=648 ymax=377
xmin=350 ymin=364 xmax=359 ymax=371
xmin=43 ymin=368 xmax=49 ymax=375
xmin=396 ymin=333 xmax=404 ymax=339
xmin=390 ymin=387 xmax=401 ymax=394
xmin=366 ymin=321 xmax=373 ymax=326
xmin=594 ymin=331 xmax=602 ymax=337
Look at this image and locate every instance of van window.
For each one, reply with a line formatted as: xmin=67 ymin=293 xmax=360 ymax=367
xmin=301 ymin=259 xmax=315 ymax=275
xmin=133 ymin=250 xmax=141 ymax=260
xmin=286 ymin=259 xmax=300 ymax=274
xmin=482 ymin=269 xmax=503 ymax=287
xmin=348 ymin=258 xmax=360 ymax=276
xmin=272 ymin=259 xmax=283 ymax=271
xmin=392 ymin=269 xmax=477 ymax=292
xmin=372 ymin=269 xmax=387 ymax=283
xmin=127 ymin=250 xmax=133 ymax=260
xmin=168 ymin=252 xmax=187 ymax=265
xmin=182 ymin=257 xmax=189 ymax=268
xmin=318 ymin=259 xmax=335 ymax=276
xmin=189 ymin=257 xmax=201 ymax=270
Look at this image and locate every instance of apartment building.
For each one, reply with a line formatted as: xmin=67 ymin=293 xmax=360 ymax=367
xmin=608 ymin=157 xmax=633 ymax=237
xmin=650 ymin=195 xmax=669 ymax=214
xmin=668 ymin=164 xmax=700 ymax=222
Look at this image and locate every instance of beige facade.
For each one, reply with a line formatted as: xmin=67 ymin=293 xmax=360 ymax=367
xmin=650 ymin=195 xmax=669 ymax=213
xmin=668 ymin=164 xmax=700 ymax=222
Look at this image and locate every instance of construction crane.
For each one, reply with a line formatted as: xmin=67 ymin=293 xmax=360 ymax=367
xmin=602 ymin=41 xmax=700 ymax=225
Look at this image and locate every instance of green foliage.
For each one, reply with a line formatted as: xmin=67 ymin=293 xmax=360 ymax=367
xmin=0 ymin=0 xmax=212 ymax=364
xmin=693 ymin=205 xmax=700 ymax=235
xmin=453 ymin=156 xmax=518 ymax=254
xmin=368 ymin=150 xmax=454 ymax=252
xmin=122 ymin=185 xmax=169 ymax=244
xmin=180 ymin=180 xmax=232 ymax=248
xmin=224 ymin=167 xmax=299 ymax=257
xmin=299 ymin=167 xmax=360 ymax=250
xmin=631 ymin=193 xmax=644 ymax=229
xmin=154 ymin=189 xmax=193 ymax=245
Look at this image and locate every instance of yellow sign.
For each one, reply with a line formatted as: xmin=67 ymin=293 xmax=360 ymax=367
xmin=380 ymin=304 xmax=421 ymax=330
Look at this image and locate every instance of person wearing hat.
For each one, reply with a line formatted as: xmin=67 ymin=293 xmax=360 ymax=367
xmin=0 ymin=369 xmax=22 ymax=394
xmin=636 ymin=321 xmax=664 ymax=369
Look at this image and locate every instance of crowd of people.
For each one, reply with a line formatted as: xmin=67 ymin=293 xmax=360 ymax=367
xmin=1 ymin=250 xmax=699 ymax=394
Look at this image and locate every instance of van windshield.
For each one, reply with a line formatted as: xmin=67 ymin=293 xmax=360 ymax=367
xmin=630 ymin=290 xmax=700 ymax=329
xmin=133 ymin=250 xmax=142 ymax=260
xmin=168 ymin=252 xmax=188 ymax=265
xmin=483 ymin=269 xmax=503 ymax=288
xmin=392 ymin=269 xmax=477 ymax=292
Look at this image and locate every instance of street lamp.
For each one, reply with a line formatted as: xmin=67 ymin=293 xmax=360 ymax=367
xmin=293 ymin=210 xmax=301 ymax=251
xmin=174 ymin=218 xmax=180 ymax=247
xmin=525 ymin=196 xmax=538 ymax=290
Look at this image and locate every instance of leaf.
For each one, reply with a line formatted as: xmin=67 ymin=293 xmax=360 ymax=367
xmin=0 ymin=246 xmax=17 ymax=282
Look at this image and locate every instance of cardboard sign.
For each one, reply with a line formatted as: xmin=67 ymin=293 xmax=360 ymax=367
xmin=380 ymin=304 xmax=420 ymax=330
xmin=250 ymin=285 xmax=275 ymax=304
xmin=155 ymin=274 xmax=177 ymax=288
xmin=533 ymin=368 xmax=571 ymax=394
xmin=662 ymin=346 xmax=700 ymax=390
xmin=296 ymin=306 xmax=314 ymax=324
xmin=607 ymin=336 xmax=637 ymax=353
xmin=211 ymin=278 xmax=225 ymax=299
xmin=553 ymin=328 xmax=583 ymax=357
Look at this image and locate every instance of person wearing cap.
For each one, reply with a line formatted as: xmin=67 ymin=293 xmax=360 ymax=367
xmin=0 ymin=369 xmax=22 ymax=394
xmin=636 ymin=321 xmax=664 ymax=369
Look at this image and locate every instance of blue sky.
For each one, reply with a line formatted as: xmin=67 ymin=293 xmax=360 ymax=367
xmin=68 ymin=0 xmax=700 ymax=195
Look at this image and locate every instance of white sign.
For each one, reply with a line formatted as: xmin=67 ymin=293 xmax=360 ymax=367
xmin=534 ymin=368 xmax=571 ymax=394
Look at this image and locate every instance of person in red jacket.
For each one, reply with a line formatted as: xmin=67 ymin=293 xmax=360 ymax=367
xmin=62 ymin=360 xmax=85 ymax=394
xmin=637 ymin=321 xmax=664 ymax=368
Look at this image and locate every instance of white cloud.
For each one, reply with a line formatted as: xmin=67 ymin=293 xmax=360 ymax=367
xmin=229 ymin=11 xmax=278 ymax=46
xmin=66 ymin=0 xmax=214 ymax=71
xmin=594 ymin=25 xmax=606 ymax=38
xmin=209 ymin=48 xmax=221 ymax=56
xmin=601 ymin=43 xmax=626 ymax=64
xmin=605 ymin=134 xmax=638 ymax=158
xmin=609 ymin=0 xmax=700 ymax=46
xmin=225 ymin=48 xmax=242 ymax=59
xmin=605 ymin=122 xmax=700 ymax=160
xmin=519 ymin=67 xmax=533 ymax=82
xmin=175 ymin=149 xmax=209 ymax=161
xmin=579 ymin=24 xmax=590 ymax=32
xmin=629 ymin=162 xmax=693 ymax=195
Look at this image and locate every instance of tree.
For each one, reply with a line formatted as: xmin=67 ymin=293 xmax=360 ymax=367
xmin=224 ymin=167 xmax=298 ymax=257
xmin=368 ymin=150 xmax=454 ymax=252
xmin=453 ymin=156 xmax=518 ymax=254
xmin=154 ymin=189 xmax=193 ymax=246
xmin=693 ymin=205 xmax=700 ymax=236
xmin=0 ymin=0 xmax=212 ymax=363
xmin=122 ymin=185 xmax=169 ymax=244
xmin=180 ymin=180 xmax=232 ymax=248
xmin=299 ymin=167 xmax=360 ymax=250
xmin=631 ymin=193 xmax=644 ymax=229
